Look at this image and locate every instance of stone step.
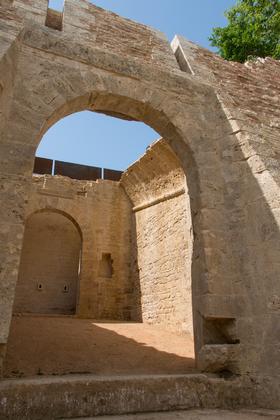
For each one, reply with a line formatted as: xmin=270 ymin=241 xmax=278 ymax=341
xmin=0 ymin=373 xmax=274 ymax=419
xmin=68 ymin=409 xmax=280 ymax=420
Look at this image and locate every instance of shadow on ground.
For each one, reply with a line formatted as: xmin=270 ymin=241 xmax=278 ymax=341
xmin=4 ymin=316 xmax=195 ymax=377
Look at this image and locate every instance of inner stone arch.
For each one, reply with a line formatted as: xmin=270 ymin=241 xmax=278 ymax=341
xmin=1 ymin=0 xmax=279 ymax=411
xmin=5 ymin=95 xmax=198 ymax=377
xmin=13 ymin=209 xmax=82 ymax=315
xmin=32 ymin=103 xmax=195 ymax=337
xmin=31 ymin=101 xmax=195 ymax=337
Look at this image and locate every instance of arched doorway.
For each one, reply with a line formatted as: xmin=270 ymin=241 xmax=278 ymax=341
xmin=13 ymin=210 xmax=82 ymax=315
xmin=2 ymin=51 xmax=236 ymax=377
xmin=4 ymin=107 xmax=196 ymax=377
xmin=31 ymin=107 xmax=194 ymax=337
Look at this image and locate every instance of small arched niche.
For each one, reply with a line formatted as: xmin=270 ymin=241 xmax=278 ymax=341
xmin=13 ymin=210 xmax=82 ymax=315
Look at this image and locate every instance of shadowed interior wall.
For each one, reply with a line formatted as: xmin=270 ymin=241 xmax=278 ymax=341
xmin=171 ymin=36 xmax=280 ymax=376
xmin=13 ymin=211 xmax=81 ymax=315
xmin=121 ymin=139 xmax=193 ymax=335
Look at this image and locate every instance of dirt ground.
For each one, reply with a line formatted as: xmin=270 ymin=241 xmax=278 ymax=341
xmin=4 ymin=315 xmax=195 ymax=377
xmin=68 ymin=410 xmax=280 ymax=420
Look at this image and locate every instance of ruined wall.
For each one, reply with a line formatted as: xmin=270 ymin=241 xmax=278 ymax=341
xmin=0 ymin=1 xmax=26 ymax=370
xmin=63 ymin=0 xmax=178 ymax=70
xmin=14 ymin=138 xmax=193 ymax=331
xmin=0 ymin=0 xmax=280 ymax=398
xmin=0 ymin=5 xmax=21 ymax=133
xmin=13 ymin=0 xmax=48 ymax=25
xmin=172 ymin=37 xmax=280 ymax=376
xmin=13 ymin=0 xmax=178 ymax=71
xmin=18 ymin=175 xmax=134 ymax=320
xmin=121 ymin=139 xmax=193 ymax=335
xmin=13 ymin=211 xmax=81 ymax=314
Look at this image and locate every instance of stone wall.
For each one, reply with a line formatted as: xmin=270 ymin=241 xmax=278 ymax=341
xmin=172 ymin=36 xmax=280 ymax=377
xmin=13 ymin=0 xmax=178 ymax=71
xmin=13 ymin=211 xmax=81 ymax=314
xmin=0 ymin=0 xmax=280 ymax=401
xmin=14 ymin=139 xmax=193 ymax=330
xmin=121 ymin=139 xmax=193 ymax=335
xmin=16 ymin=175 xmax=134 ymax=320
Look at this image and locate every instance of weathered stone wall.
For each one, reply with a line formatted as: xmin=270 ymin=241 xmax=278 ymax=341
xmin=16 ymin=175 xmax=134 ymax=320
xmin=0 ymin=6 xmax=20 ymax=132
xmin=172 ymin=36 xmax=280 ymax=377
xmin=13 ymin=0 xmax=48 ymax=25
xmin=121 ymin=139 xmax=193 ymax=335
xmin=63 ymin=0 xmax=178 ymax=70
xmin=15 ymin=140 xmax=193 ymax=327
xmin=13 ymin=211 xmax=81 ymax=314
xmin=0 ymin=0 xmax=279 ymax=402
xmin=0 ymin=1 xmax=26 ymax=370
xmin=13 ymin=0 xmax=178 ymax=71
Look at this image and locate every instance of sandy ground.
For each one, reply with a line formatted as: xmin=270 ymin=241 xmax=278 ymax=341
xmin=4 ymin=315 xmax=195 ymax=377
xmin=68 ymin=409 xmax=280 ymax=420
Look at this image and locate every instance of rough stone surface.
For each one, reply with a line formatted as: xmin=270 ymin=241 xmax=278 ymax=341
xmin=13 ymin=211 xmax=82 ymax=314
xmin=171 ymin=36 xmax=280 ymax=378
xmin=10 ymin=138 xmax=194 ymax=335
xmin=0 ymin=373 xmax=279 ymax=419
xmin=69 ymin=410 xmax=280 ymax=420
xmin=14 ymin=175 xmax=133 ymax=320
xmin=122 ymin=139 xmax=193 ymax=335
xmin=0 ymin=0 xmax=280 ymax=416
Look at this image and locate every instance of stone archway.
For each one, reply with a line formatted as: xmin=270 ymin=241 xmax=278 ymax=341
xmin=0 ymin=1 xmax=279 ymax=413
xmin=1 ymin=26 xmax=240 ymax=375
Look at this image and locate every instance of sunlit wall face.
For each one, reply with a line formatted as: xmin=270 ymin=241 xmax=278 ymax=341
xmin=37 ymin=111 xmax=158 ymax=171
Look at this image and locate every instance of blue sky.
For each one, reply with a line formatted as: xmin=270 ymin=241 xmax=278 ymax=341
xmin=39 ymin=0 xmax=236 ymax=171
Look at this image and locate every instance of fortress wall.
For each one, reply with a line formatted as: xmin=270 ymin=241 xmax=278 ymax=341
xmin=63 ymin=0 xmax=178 ymax=70
xmin=0 ymin=0 xmax=279 ymax=392
xmin=13 ymin=0 xmax=48 ymax=25
xmin=172 ymin=36 xmax=280 ymax=376
xmin=12 ymin=0 xmax=179 ymax=70
xmin=121 ymin=139 xmax=193 ymax=335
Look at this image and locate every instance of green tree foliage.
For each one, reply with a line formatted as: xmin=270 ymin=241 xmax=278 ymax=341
xmin=209 ymin=0 xmax=280 ymax=62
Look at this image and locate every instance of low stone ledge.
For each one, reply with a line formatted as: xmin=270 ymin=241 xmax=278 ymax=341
xmin=133 ymin=188 xmax=185 ymax=212
xmin=0 ymin=373 xmax=279 ymax=419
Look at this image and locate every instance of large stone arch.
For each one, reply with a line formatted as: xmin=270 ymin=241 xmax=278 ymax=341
xmin=4 ymin=66 xmax=237 ymax=364
xmin=0 ymin=0 xmax=279 ymax=412
xmin=25 ymin=208 xmax=83 ymax=241
xmin=0 ymin=6 xmax=244 ymax=376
